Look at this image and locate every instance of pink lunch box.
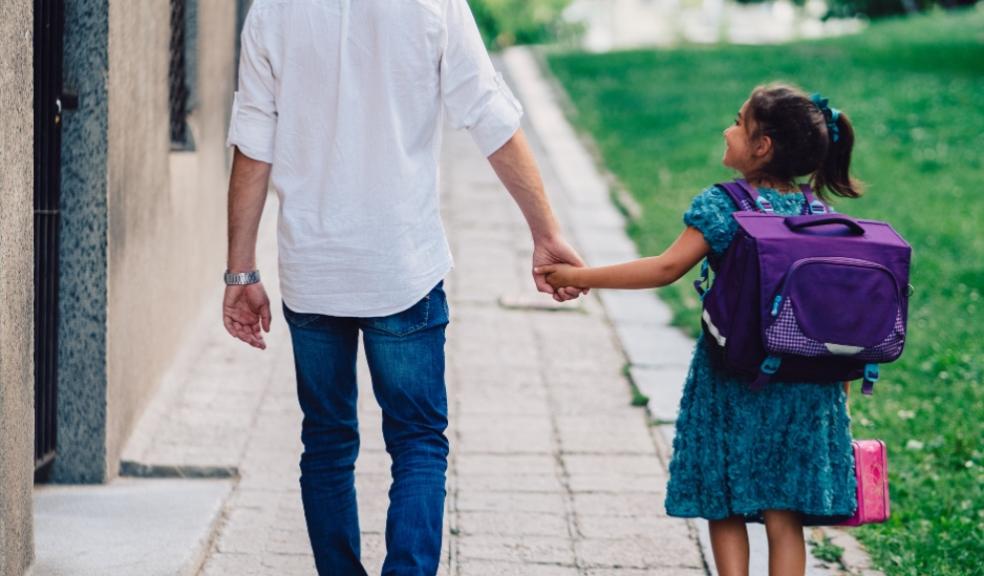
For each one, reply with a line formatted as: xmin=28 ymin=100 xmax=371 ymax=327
xmin=839 ymin=439 xmax=890 ymax=526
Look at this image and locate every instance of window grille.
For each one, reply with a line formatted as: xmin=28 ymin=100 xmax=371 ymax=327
xmin=169 ymin=0 xmax=191 ymax=149
xmin=34 ymin=0 xmax=65 ymax=478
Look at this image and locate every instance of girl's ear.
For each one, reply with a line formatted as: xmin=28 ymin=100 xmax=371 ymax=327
xmin=753 ymin=134 xmax=773 ymax=160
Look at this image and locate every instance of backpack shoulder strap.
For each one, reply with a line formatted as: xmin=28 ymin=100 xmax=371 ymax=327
xmin=695 ymin=181 xmax=753 ymax=299
xmin=798 ymin=183 xmax=833 ymax=215
xmin=715 ymin=180 xmax=760 ymax=213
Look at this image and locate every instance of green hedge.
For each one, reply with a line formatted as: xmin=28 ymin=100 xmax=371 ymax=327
xmin=468 ymin=0 xmax=573 ymax=49
xmin=727 ymin=0 xmax=976 ymax=19
xmin=825 ymin=0 xmax=976 ymax=18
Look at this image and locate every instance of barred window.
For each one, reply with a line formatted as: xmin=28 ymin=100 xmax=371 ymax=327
xmin=169 ymin=0 xmax=197 ymax=150
xmin=236 ymin=0 xmax=253 ymax=84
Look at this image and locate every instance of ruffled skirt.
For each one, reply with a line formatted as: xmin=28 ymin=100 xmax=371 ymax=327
xmin=665 ymin=335 xmax=857 ymax=525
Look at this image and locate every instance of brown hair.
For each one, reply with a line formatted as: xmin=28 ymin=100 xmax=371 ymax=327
xmin=745 ymin=83 xmax=862 ymax=202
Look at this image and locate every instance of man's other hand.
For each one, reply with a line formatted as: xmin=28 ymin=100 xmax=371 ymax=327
xmin=223 ymin=283 xmax=272 ymax=349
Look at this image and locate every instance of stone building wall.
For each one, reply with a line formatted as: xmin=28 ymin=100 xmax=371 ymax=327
xmin=0 ymin=0 xmax=37 ymax=573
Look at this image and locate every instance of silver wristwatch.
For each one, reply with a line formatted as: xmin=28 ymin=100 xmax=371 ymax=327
xmin=224 ymin=269 xmax=261 ymax=285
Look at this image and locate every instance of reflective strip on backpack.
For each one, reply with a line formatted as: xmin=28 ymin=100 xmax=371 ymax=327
xmin=702 ymin=309 xmax=727 ymax=347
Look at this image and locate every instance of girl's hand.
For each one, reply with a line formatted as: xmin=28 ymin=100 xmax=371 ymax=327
xmin=534 ymin=264 xmax=583 ymax=291
xmin=532 ymin=236 xmax=589 ymax=302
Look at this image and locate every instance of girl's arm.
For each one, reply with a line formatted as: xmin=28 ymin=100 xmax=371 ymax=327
xmin=535 ymin=227 xmax=710 ymax=290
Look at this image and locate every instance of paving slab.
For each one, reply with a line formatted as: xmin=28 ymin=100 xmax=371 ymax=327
xmin=586 ymin=569 xmax=706 ymax=576
xmin=555 ymin=415 xmax=657 ymax=455
xmin=33 ymin=479 xmax=233 ymax=576
xmin=613 ymin=323 xmax=696 ymax=369
xmin=597 ymin=289 xmax=674 ymax=326
xmin=575 ymin=534 xmax=704 ymax=570
xmin=458 ymin=561 xmax=580 ymax=576
xmin=629 ymin=365 xmax=690 ymax=423
xmin=566 ymin=474 xmax=665 ymax=494
xmin=456 ymin=511 xmax=570 ymax=537
xmin=456 ymin=535 xmax=576 ymax=565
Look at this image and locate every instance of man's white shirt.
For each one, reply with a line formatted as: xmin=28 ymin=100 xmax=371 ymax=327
xmin=227 ymin=0 xmax=523 ymax=317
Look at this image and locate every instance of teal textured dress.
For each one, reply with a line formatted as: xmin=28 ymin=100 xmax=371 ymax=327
xmin=664 ymin=185 xmax=857 ymax=525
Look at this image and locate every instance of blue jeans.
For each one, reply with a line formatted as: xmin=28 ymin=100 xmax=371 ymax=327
xmin=282 ymin=283 xmax=450 ymax=576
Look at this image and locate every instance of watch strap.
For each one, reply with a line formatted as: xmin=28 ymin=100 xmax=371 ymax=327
xmin=224 ymin=269 xmax=261 ymax=285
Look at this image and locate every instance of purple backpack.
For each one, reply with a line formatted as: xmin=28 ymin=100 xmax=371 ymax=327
xmin=695 ymin=180 xmax=911 ymax=394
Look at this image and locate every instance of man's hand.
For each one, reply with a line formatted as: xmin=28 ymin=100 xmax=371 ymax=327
xmin=223 ymin=283 xmax=272 ymax=350
xmin=532 ymin=236 xmax=589 ymax=302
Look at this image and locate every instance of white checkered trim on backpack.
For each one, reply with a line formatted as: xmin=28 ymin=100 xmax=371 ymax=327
xmin=765 ymin=299 xmax=905 ymax=361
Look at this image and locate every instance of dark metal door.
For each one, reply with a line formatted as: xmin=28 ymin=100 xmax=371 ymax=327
xmin=33 ymin=0 xmax=65 ymax=476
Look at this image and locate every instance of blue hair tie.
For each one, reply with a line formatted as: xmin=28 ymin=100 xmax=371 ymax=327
xmin=811 ymin=93 xmax=841 ymax=143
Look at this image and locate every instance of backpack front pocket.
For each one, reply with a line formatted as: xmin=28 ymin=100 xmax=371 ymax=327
xmin=764 ymin=257 xmax=905 ymax=362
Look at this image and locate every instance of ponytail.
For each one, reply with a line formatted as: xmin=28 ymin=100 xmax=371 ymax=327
xmin=811 ymin=111 xmax=863 ymax=201
xmin=745 ymin=84 xmax=863 ymax=204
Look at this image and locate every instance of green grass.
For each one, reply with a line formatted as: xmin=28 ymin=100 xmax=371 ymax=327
xmin=809 ymin=532 xmax=846 ymax=564
xmin=547 ymin=8 xmax=984 ymax=576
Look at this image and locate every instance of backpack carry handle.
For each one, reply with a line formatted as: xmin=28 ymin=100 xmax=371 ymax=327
xmin=784 ymin=215 xmax=866 ymax=235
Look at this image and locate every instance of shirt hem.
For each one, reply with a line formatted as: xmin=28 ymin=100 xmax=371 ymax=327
xmin=280 ymin=261 xmax=453 ymax=318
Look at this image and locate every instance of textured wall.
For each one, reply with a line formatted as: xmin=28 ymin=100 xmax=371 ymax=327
xmin=50 ymin=0 xmax=236 ymax=482
xmin=103 ymin=0 xmax=236 ymax=477
xmin=53 ymin=0 xmax=110 ymax=483
xmin=0 ymin=0 xmax=36 ymax=573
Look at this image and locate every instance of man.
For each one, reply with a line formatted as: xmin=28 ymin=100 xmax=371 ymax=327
xmin=222 ymin=0 xmax=585 ymax=574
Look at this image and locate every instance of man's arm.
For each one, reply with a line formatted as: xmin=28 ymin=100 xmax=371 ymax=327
xmin=488 ymin=129 xmax=586 ymax=302
xmin=439 ymin=0 xmax=585 ymax=301
xmin=223 ymin=148 xmax=273 ymax=349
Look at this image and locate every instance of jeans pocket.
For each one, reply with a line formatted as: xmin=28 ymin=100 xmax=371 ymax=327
xmin=282 ymin=303 xmax=321 ymax=328
xmin=364 ymin=283 xmax=447 ymax=337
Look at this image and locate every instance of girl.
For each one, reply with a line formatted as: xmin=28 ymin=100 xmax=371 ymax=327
xmin=536 ymin=83 xmax=861 ymax=576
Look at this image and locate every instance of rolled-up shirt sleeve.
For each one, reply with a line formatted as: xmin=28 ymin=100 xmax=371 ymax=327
xmin=440 ymin=0 xmax=524 ymax=157
xmin=226 ymin=12 xmax=277 ymax=163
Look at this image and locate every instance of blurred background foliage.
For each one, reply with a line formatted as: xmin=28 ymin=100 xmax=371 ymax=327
xmin=468 ymin=0 xmax=577 ymax=48
xmin=467 ymin=0 xmax=980 ymax=48
xmin=729 ymin=0 xmax=977 ymax=18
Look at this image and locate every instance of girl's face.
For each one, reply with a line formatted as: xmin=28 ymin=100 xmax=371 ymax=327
xmin=722 ymin=100 xmax=767 ymax=174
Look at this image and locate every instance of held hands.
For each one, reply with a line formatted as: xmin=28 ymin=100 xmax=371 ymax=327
xmin=532 ymin=236 xmax=589 ymax=302
xmin=223 ymin=283 xmax=272 ymax=349
xmin=533 ymin=263 xmax=583 ymax=292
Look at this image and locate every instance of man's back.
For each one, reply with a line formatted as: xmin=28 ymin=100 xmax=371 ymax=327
xmin=228 ymin=0 xmax=522 ymax=317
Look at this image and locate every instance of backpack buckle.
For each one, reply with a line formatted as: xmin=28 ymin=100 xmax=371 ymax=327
xmin=693 ymin=259 xmax=711 ymax=300
xmin=751 ymin=356 xmax=781 ymax=390
xmin=862 ymin=363 xmax=880 ymax=395
xmin=809 ymin=200 xmax=828 ymax=214
xmin=771 ymin=295 xmax=783 ymax=316
xmin=755 ymin=196 xmax=774 ymax=214
xmin=761 ymin=355 xmax=782 ymax=375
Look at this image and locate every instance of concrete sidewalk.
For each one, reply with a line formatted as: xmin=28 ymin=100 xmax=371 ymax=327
xmin=112 ymin=51 xmax=705 ymax=574
xmin=186 ymin=80 xmax=703 ymax=575
xmin=44 ymin=48 xmax=881 ymax=576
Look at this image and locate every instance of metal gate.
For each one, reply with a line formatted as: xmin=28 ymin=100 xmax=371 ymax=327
xmin=33 ymin=0 xmax=65 ymax=476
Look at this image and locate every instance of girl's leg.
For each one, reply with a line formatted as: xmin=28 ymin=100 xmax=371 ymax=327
xmin=763 ymin=510 xmax=806 ymax=576
xmin=709 ymin=516 xmax=750 ymax=576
